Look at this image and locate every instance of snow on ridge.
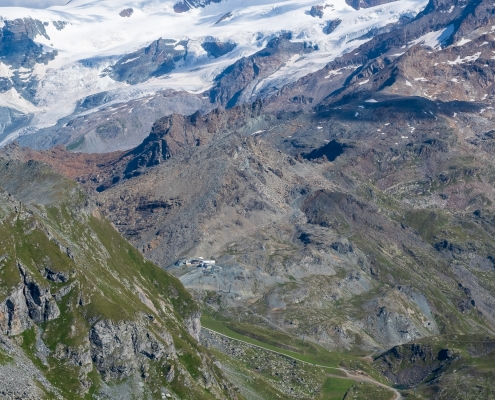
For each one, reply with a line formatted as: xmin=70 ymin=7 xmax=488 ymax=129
xmin=0 ymin=0 xmax=429 ymax=67
xmin=410 ymin=24 xmax=454 ymax=49
xmin=0 ymin=88 xmax=39 ymax=114
xmin=0 ymin=0 xmax=429 ymax=145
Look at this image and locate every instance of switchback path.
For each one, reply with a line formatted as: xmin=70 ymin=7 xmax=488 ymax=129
xmin=202 ymin=327 xmax=402 ymax=400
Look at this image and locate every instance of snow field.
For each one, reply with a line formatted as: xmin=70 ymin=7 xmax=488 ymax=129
xmin=0 ymin=0 xmax=428 ymax=144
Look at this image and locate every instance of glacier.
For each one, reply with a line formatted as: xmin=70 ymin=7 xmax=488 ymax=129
xmin=0 ymin=0 xmax=429 ymax=148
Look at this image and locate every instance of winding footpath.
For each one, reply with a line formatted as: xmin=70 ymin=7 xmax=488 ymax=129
xmin=202 ymin=327 xmax=402 ymax=400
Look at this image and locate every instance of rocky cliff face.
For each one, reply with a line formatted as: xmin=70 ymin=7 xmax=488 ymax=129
xmin=0 ymin=263 xmax=61 ymax=336
xmin=91 ymin=99 xmax=263 ymax=191
xmin=374 ymin=343 xmax=454 ymax=386
xmin=0 ymin=18 xmax=57 ymax=103
xmin=109 ymin=39 xmax=189 ymax=85
xmin=89 ymin=319 xmax=170 ymax=381
xmin=208 ymin=33 xmax=317 ymax=108
xmin=173 ymin=0 xmax=223 ymax=13
xmin=0 ymin=18 xmax=56 ymax=69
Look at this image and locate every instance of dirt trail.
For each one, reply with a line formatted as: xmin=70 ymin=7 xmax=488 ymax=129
xmin=202 ymin=326 xmax=402 ymax=399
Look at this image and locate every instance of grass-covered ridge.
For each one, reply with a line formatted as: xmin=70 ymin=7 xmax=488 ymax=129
xmin=0 ymin=160 xmax=232 ymax=399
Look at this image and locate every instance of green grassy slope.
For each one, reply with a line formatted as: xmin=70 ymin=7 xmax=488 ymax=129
xmin=0 ymin=160 xmax=235 ymax=399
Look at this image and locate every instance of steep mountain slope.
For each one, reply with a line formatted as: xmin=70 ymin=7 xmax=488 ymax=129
xmin=0 ymin=0 xmax=428 ymax=150
xmin=18 ymin=90 xmax=208 ymax=153
xmin=0 ymin=159 xmax=237 ymax=399
xmin=75 ymin=101 xmax=495 ymax=397
xmin=10 ymin=98 xmax=495 ymax=397
xmin=9 ymin=0 xmax=495 ymax=342
xmin=3 ymin=0 xmax=495 ymax=397
xmin=17 ymin=91 xmax=495 ymax=348
xmin=263 ymin=0 xmax=495 ymax=111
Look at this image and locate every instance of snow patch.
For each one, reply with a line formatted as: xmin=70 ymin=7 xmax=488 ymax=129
xmin=0 ymin=63 xmax=14 ymax=78
xmin=0 ymin=88 xmax=39 ymax=114
xmin=410 ymin=24 xmax=454 ymax=49
xmin=121 ymin=56 xmax=140 ymax=65
xmin=455 ymin=38 xmax=471 ymax=47
xmin=447 ymin=52 xmax=481 ymax=65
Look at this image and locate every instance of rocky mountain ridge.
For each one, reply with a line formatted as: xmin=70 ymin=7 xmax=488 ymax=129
xmin=0 ymin=0 xmax=428 ymax=150
xmin=0 ymin=159 xmax=237 ymax=399
xmin=2 ymin=0 xmax=495 ymax=398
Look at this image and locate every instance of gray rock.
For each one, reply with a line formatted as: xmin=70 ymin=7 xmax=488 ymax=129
xmin=44 ymin=267 xmax=68 ymax=283
xmin=166 ymin=364 xmax=175 ymax=382
xmin=21 ymin=267 xmax=60 ymax=324
xmin=184 ymin=311 xmax=202 ymax=341
xmin=309 ymin=5 xmax=325 ymax=18
xmin=201 ymin=40 xmax=236 ymax=59
xmin=0 ymin=286 xmax=33 ymax=335
xmin=53 ymin=282 xmax=76 ymax=302
xmin=52 ymin=21 xmax=68 ymax=31
xmin=173 ymin=0 xmax=223 ymax=13
xmin=108 ymin=39 xmax=188 ymax=85
xmin=208 ymin=33 xmax=317 ymax=108
xmin=119 ymin=8 xmax=134 ymax=17
xmin=0 ymin=265 xmax=59 ymax=335
xmin=0 ymin=18 xmax=56 ymax=69
xmin=89 ymin=319 xmax=168 ymax=381
xmin=324 ymin=19 xmax=342 ymax=35
xmin=345 ymin=0 xmax=397 ymax=10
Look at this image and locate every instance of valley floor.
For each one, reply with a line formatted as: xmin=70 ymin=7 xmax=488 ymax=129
xmin=200 ymin=318 xmax=399 ymax=399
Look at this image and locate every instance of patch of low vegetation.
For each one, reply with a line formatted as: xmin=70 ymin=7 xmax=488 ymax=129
xmin=316 ymin=377 xmax=355 ymax=400
xmin=0 ymin=348 xmax=12 ymax=365
xmin=202 ymin=313 xmax=352 ymax=369
xmin=343 ymin=382 xmax=394 ymax=400
xmin=66 ymin=136 xmax=85 ymax=151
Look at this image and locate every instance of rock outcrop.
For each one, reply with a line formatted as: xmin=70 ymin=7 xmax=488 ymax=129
xmin=0 ymin=18 xmax=57 ymax=69
xmin=90 ymin=319 xmax=170 ymax=381
xmin=345 ymin=0 xmax=397 ymax=10
xmin=0 ymin=264 xmax=60 ymax=336
xmin=208 ymin=33 xmax=317 ymax=108
xmin=184 ymin=311 xmax=202 ymax=342
xmin=173 ymin=0 xmax=223 ymax=13
xmin=374 ymin=343 xmax=455 ymax=387
xmin=93 ymin=99 xmax=263 ymax=191
xmin=109 ymin=39 xmax=188 ymax=85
